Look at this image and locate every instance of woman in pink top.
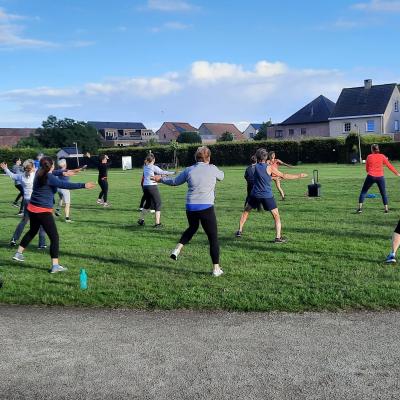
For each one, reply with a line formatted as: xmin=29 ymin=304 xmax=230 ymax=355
xmin=357 ymin=144 xmax=400 ymax=213
xmin=268 ymin=151 xmax=292 ymax=200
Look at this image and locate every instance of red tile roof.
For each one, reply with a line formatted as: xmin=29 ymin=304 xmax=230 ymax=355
xmin=0 ymin=128 xmax=36 ymax=147
xmin=199 ymin=123 xmax=245 ymax=140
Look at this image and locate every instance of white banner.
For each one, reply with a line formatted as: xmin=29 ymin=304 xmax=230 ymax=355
xmin=122 ymin=156 xmax=132 ymax=170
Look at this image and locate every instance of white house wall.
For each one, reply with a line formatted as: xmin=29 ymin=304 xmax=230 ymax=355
xmin=383 ymin=86 xmax=400 ymax=134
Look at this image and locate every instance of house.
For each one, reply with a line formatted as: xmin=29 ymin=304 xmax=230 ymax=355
xmin=157 ymin=122 xmax=198 ymax=143
xmin=88 ymin=121 xmax=158 ymax=147
xmin=198 ymin=123 xmax=245 ymax=143
xmin=57 ymin=147 xmax=84 ymax=160
xmin=267 ymin=95 xmax=335 ymax=140
xmin=329 ymin=80 xmax=400 ymax=137
xmin=0 ymin=128 xmax=36 ymax=147
xmin=243 ymin=123 xmax=262 ymax=140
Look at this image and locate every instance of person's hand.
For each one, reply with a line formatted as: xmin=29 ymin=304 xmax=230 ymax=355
xmin=397 ymin=173 xmax=400 ymax=177
xmin=85 ymin=152 xmax=91 ymax=158
xmin=150 ymin=175 xmax=162 ymax=182
xmin=85 ymin=182 xmax=96 ymax=189
xmin=0 ymin=162 xmax=7 ymax=170
xmin=105 ymin=155 xmax=109 ymax=160
xmin=300 ymin=173 xmax=308 ymax=178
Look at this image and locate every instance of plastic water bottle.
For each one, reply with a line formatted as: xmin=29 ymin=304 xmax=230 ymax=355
xmin=80 ymin=269 xmax=88 ymax=290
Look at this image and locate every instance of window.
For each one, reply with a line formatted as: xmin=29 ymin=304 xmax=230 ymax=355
xmin=366 ymin=120 xmax=375 ymax=132
xmin=395 ymin=100 xmax=399 ymax=112
xmin=275 ymin=130 xmax=283 ymax=138
xmin=289 ymin=129 xmax=294 ymax=136
xmin=344 ymin=122 xmax=351 ymax=133
xmin=301 ymin=128 xmax=306 ymax=135
xmin=395 ymin=120 xmax=399 ymax=132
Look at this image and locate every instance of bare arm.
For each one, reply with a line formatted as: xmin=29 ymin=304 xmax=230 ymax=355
xmin=269 ymin=165 xmax=307 ymax=179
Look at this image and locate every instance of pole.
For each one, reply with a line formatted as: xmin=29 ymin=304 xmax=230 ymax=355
xmin=73 ymin=142 xmax=79 ymax=167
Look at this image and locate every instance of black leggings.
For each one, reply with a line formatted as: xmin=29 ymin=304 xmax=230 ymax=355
xmin=359 ymin=175 xmax=388 ymax=205
xmin=139 ymin=189 xmax=146 ymax=208
xmin=179 ymin=206 xmax=219 ymax=264
xmin=20 ymin=212 xmax=59 ymax=258
xmin=14 ymin=184 xmax=24 ymax=212
xmin=143 ymin=186 xmax=162 ymax=211
xmin=98 ymin=178 xmax=108 ymax=202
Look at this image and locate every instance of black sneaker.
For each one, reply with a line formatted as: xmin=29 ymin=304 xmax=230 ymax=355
xmin=384 ymin=209 xmax=389 ymax=214
xmin=356 ymin=208 xmax=362 ymax=214
xmin=274 ymin=237 xmax=287 ymax=243
xmin=154 ymin=223 xmax=163 ymax=229
xmin=137 ymin=219 xmax=145 ymax=226
xmin=55 ymin=209 xmax=61 ymax=217
xmin=235 ymin=230 xmax=242 ymax=238
xmin=9 ymin=240 xmax=17 ymax=247
xmin=38 ymin=245 xmax=47 ymax=250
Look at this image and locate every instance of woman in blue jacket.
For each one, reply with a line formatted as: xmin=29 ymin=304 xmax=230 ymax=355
xmin=12 ymin=156 xmax=96 ymax=273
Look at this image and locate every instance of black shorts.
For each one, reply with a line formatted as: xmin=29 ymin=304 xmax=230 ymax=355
xmin=247 ymin=196 xmax=277 ymax=211
xmin=143 ymin=185 xmax=162 ymax=211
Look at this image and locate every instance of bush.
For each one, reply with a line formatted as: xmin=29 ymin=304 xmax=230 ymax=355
xmin=299 ymin=138 xmax=340 ymax=163
xmin=176 ymin=131 xmax=202 ymax=144
xmin=217 ymin=132 xmax=234 ymax=142
xmin=0 ymin=148 xmax=58 ymax=166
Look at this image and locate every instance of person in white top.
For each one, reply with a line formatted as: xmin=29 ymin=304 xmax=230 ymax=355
xmin=138 ymin=153 xmax=175 ymax=228
xmin=1 ymin=159 xmax=46 ymax=248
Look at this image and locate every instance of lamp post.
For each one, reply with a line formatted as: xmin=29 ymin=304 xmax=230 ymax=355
xmin=73 ymin=142 xmax=79 ymax=167
xmin=354 ymin=124 xmax=362 ymax=164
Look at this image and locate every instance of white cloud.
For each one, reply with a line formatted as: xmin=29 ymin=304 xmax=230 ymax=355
xmin=352 ymin=0 xmax=400 ymax=11
xmin=69 ymin=40 xmax=96 ymax=48
xmin=150 ymin=21 xmax=191 ymax=32
xmin=146 ymin=0 xmax=199 ymax=12
xmin=0 ymin=7 xmax=55 ymax=48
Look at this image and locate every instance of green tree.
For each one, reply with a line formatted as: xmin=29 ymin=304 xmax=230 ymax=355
xmin=14 ymin=134 xmax=41 ymax=148
xmin=254 ymin=121 xmax=272 ymax=141
xmin=170 ymin=140 xmax=179 ymax=168
xmin=36 ymin=115 xmax=101 ymax=152
xmin=176 ymin=131 xmax=202 ymax=144
xmin=217 ymin=131 xmax=234 ymax=142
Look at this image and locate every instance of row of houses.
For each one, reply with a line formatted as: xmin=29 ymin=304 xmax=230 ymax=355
xmin=1 ymin=80 xmax=399 ymax=148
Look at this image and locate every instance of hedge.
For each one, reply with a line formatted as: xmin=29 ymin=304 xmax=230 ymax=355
xmin=0 ymin=148 xmax=58 ymax=166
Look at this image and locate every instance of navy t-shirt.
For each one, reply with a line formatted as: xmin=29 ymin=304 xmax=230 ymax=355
xmin=251 ymin=163 xmax=273 ymax=198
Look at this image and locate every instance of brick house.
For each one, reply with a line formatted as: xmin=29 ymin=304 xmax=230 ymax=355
xmin=88 ymin=121 xmax=158 ymax=147
xmin=0 ymin=128 xmax=36 ymax=147
xmin=267 ymin=95 xmax=335 ymax=140
xmin=329 ymin=80 xmax=400 ymax=138
xmin=156 ymin=122 xmax=198 ymax=143
xmin=198 ymin=123 xmax=245 ymax=143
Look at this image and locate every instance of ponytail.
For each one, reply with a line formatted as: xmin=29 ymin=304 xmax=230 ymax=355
xmin=144 ymin=153 xmax=155 ymax=165
xmin=36 ymin=156 xmax=54 ymax=186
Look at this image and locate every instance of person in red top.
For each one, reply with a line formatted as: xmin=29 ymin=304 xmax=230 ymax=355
xmin=357 ymin=144 xmax=400 ymax=213
xmin=268 ymin=151 xmax=292 ymax=200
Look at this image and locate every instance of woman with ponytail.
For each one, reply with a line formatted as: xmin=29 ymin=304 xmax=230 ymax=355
xmin=11 ymin=156 xmax=96 ymax=273
xmin=1 ymin=159 xmax=46 ymax=248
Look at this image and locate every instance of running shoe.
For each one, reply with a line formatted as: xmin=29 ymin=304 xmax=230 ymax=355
xmin=235 ymin=230 xmax=242 ymax=238
xmin=150 ymin=210 xmax=156 ymax=214
xmin=137 ymin=219 xmax=145 ymax=226
xmin=356 ymin=208 xmax=362 ymax=214
xmin=274 ymin=237 xmax=287 ymax=244
xmin=12 ymin=252 xmax=24 ymax=262
xmin=170 ymin=248 xmax=180 ymax=260
xmin=384 ymin=210 xmax=389 ymax=214
xmin=17 ymin=212 xmax=24 ymax=217
xmin=212 ymin=268 xmax=224 ymax=277
xmin=65 ymin=217 xmax=72 ymax=223
xmin=103 ymin=202 xmax=110 ymax=207
xmin=38 ymin=245 xmax=47 ymax=250
xmin=55 ymin=209 xmax=61 ymax=217
xmin=154 ymin=223 xmax=163 ymax=229
xmin=50 ymin=265 xmax=68 ymax=274
xmin=9 ymin=240 xmax=16 ymax=247
xmin=11 ymin=202 xmax=19 ymax=208
xmin=138 ymin=208 xmax=143 ymax=211
xmin=385 ymin=254 xmax=396 ymax=263
xmin=96 ymin=199 xmax=103 ymax=205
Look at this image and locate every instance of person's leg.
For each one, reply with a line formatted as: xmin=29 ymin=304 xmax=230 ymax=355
xmin=65 ymin=203 xmax=71 ymax=218
xmin=171 ymin=210 xmax=200 ymax=259
xmin=358 ymin=175 xmax=374 ymax=211
xmin=270 ymin=208 xmax=282 ymax=239
xmin=199 ymin=207 xmax=222 ymax=274
xmin=98 ymin=179 xmax=104 ymax=201
xmin=275 ymin=178 xmax=285 ymax=200
xmin=151 ymin=187 xmax=162 ymax=225
xmin=14 ymin=184 xmax=23 ymax=204
xmin=376 ymin=177 xmax=388 ymax=212
xmin=139 ymin=191 xmax=146 ymax=209
xmin=238 ymin=208 xmax=251 ymax=233
xmin=102 ymin=181 xmax=109 ymax=203
xmin=12 ymin=214 xmax=28 ymax=243
xmin=139 ymin=187 xmax=152 ymax=223
xmin=38 ymin=226 xmax=46 ymax=248
xmin=39 ymin=213 xmax=60 ymax=268
xmin=386 ymin=220 xmax=400 ymax=262
xmin=16 ymin=212 xmax=42 ymax=258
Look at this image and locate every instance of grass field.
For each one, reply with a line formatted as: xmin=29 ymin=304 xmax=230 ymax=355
xmin=1 ymin=163 xmax=400 ymax=311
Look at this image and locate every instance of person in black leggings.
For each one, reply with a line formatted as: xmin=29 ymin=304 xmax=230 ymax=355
xmin=86 ymin=153 xmax=111 ymax=207
xmin=13 ymin=156 xmax=95 ymax=273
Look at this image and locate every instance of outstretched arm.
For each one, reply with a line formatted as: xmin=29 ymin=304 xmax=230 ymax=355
xmin=383 ymin=157 xmax=400 ymax=176
xmin=269 ymin=165 xmax=307 ymax=180
xmin=153 ymin=165 xmax=175 ymax=176
xmin=47 ymin=174 xmax=95 ymax=190
xmin=1 ymin=163 xmax=20 ymax=180
xmin=153 ymin=169 xmax=188 ymax=186
xmin=277 ymin=159 xmax=292 ymax=168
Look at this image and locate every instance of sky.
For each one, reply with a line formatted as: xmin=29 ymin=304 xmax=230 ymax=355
xmin=0 ymin=0 xmax=400 ymax=130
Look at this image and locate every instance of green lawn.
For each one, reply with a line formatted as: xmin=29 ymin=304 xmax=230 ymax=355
xmin=1 ymin=164 xmax=400 ymax=311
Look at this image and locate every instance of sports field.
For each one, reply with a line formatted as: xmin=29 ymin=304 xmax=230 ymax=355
xmin=0 ymin=164 xmax=400 ymax=311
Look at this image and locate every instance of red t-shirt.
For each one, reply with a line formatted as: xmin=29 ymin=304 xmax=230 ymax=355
xmin=366 ymin=153 xmax=398 ymax=177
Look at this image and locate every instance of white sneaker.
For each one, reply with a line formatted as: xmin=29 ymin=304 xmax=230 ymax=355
xmin=96 ymin=199 xmax=103 ymax=205
xmin=150 ymin=209 xmax=155 ymax=214
xmin=170 ymin=248 xmax=181 ymax=260
xmin=50 ymin=265 xmax=68 ymax=274
xmin=103 ymin=202 xmax=110 ymax=207
xmin=212 ymin=268 xmax=224 ymax=277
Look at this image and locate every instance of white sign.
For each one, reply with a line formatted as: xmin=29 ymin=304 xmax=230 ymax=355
xmin=122 ymin=156 xmax=132 ymax=170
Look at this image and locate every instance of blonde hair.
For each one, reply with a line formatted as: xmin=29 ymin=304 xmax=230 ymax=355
xmin=58 ymin=158 xmax=67 ymax=168
xmin=195 ymin=146 xmax=211 ymax=162
xmin=22 ymin=159 xmax=34 ymax=178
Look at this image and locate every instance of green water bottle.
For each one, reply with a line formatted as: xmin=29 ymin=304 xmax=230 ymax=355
xmin=80 ymin=269 xmax=88 ymax=290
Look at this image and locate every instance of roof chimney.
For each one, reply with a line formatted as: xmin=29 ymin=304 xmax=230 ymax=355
xmin=364 ymin=79 xmax=372 ymax=89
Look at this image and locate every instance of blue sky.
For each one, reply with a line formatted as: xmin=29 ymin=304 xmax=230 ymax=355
xmin=1 ymin=0 xmax=399 ymax=129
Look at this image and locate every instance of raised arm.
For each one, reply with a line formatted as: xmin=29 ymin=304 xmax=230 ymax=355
xmin=2 ymin=167 xmax=21 ymax=181
xmin=158 ymin=169 xmax=188 ymax=186
xmin=383 ymin=157 xmax=400 ymax=176
xmin=269 ymin=165 xmax=307 ymax=180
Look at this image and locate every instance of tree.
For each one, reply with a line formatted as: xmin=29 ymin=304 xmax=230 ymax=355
xmin=35 ymin=115 xmax=101 ymax=152
xmin=14 ymin=135 xmax=41 ymax=148
xmin=176 ymin=131 xmax=202 ymax=144
xmin=170 ymin=140 xmax=179 ymax=168
xmin=254 ymin=121 xmax=272 ymax=141
xmin=217 ymin=131 xmax=234 ymax=142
